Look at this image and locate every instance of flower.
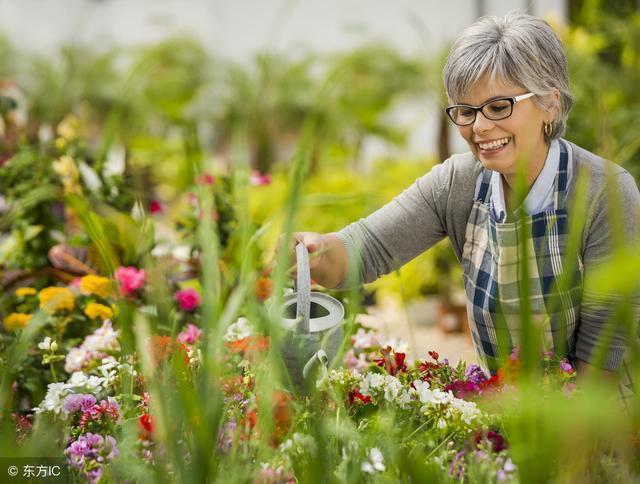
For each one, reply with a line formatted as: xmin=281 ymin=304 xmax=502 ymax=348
xmin=559 ymin=358 xmax=575 ymax=374
xmin=15 ymin=287 xmax=36 ymax=297
xmin=177 ymin=323 xmax=202 ymax=345
xmin=3 ymin=312 xmax=33 ymax=330
xmin=255 ymin=277 xmax=272 ymax=301
xmin=250 ymin=171 xmax=272 ymax=186
xmin=38 ymin=337 xmax=58 ymax=352
xmin=56 ymin=114 xmax=80 ymax=141
xmin=139 ymin=413 xmax=154 ymax=434
xmin=374 ymin=346 xmax=407 ymax=376
xmin=52 ymin=155 xmax=80 ymax=180
xmin=196 ymin=172 xmax=215 ymax=185
xmin=84 ymin=302 xmax=114 ymax=321
xmin=65 ymin=348 xmax=91 ymax=373
xmin=114 ymin=266 xmax=146 ymax=296
xmin=33 ymin=382 xmax=70 ymax=415
xmin=149 ymin=199 xmax=164 ymax=215
xmin=352 ymin=328 xmax=380 ymax=349
xmin=224 ymin=317 xmax=254 ymax=341
xmin=80 ymin=275 xmax=113 ymax=298
xmin=174 ymin=288 xmax=201 ymax=312
xmin=361 ymin=447 xmax=385 ymax=474
xmin=65 ymin=433 xmax=119 ymax=484
xmin=39 ymin=286 xmax=75 ymax=313
xmin=63 ymin=393 xmax=97 ymax=414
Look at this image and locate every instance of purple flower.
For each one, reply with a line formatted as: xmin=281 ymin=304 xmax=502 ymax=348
xmin=65 ymin=432 xmax=119 ymax=484
xmin=559 ymin=358 xmax=575 ymax=374
xmin=64 ymin=394 xmax=97 ymax=414
xmin=465 ymin=364 xmax=489 ymax=385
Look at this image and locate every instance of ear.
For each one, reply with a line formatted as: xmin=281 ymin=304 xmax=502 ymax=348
xmin=546 ymin=88 xmax=561 ymax=122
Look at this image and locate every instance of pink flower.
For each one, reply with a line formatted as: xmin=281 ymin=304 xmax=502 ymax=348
xmin=69 ymin=277 xmax=83 ymax=288
xmin=149 ymin=199 xmax=164 ymax=215
xmin=175 ymin=288 xmax=201 ymax=312
xmin=115 ymin=266 xmax=146 ymax=296
xmin=559 ymin=358 xmax=574 ymax=374
xmin=177 ymin=323 xmax=202 ymax=344
xmin=196 ymin=172 xmax=215 ymax=185
xmin=250 ymin=170 xmax=272 ymax=186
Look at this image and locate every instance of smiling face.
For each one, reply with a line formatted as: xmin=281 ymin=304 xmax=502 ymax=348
xmin=455 ymin=78 xmax=553 ymax=182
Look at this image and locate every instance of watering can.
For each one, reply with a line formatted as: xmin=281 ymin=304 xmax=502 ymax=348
xmin=276 ymin=243 xmax=344 ymax=392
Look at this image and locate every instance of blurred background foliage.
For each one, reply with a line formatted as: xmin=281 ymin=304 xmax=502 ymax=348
xmin=1 ymin=0 xmax=638 ymax=302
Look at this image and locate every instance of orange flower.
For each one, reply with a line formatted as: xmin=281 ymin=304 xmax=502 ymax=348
xmin=225 ymin=336 xmax=270 ymax=354
xmin=150 ymin=335 xmax=190 ymax=365
xmin=254 ymin=277 xmax=272 ymax=301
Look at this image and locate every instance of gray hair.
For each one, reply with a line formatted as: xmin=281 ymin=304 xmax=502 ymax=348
xmin=443 ymin=12 xmax=573 ymax=141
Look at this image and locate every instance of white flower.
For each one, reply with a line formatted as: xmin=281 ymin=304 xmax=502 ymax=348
xmin=397 ymin=388 xmax=414 ymax=408
xmin=38 ymin=337 xmax=56 ymax=351
xmin=360 ymin=373 xmax=385 ymax=395
xmin=33 ymin=382 xmax=70 ymax=415
xmin=67 ymin=371 xmax=89 ymax=387
xmin=413 ymin=379 xmax=433 ymax=403
xmin=223 ymin=317 xmax=254 ymax=342
xmin=383 ymin=375 xmax=403 ymax=402
xmin=381 ymin=337 xmax=408 ymax=353
xmin=361 ymin=447 xmax=385 ymax=474
xmin=83 ymin=320 xmax=120 ymax=352
xmin=64 ymin=347 xmax=90 ymax=373
xmin=352 ymin=329 xmax=379 ymax=349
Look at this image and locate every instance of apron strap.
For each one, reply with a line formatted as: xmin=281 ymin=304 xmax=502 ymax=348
xmin=474 ymin=168 xmax=493 ymax=203
xmin=554 ymin=140 xmax=570 ymax=210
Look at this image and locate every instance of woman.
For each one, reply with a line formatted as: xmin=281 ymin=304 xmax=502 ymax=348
xmin=293 ymin=13 xmax=640 ymax=377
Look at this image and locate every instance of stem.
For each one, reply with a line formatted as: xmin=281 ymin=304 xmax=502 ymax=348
xmin=424 ymin=431 xmax=455 ymax=461
xmin=50 ymin=362 xmax=58 ymax=382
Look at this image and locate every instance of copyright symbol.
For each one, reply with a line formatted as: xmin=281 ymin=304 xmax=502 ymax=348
xmin=7 ymin=465 xmax=18 ymax=477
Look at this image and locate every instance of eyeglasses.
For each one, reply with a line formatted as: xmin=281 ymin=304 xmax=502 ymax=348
xmin=445 ymin=92 xmax=535 ymax=126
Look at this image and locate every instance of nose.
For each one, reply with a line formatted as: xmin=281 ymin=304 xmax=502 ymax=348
xmin=472 ymin=111 xmax=495 ymax=135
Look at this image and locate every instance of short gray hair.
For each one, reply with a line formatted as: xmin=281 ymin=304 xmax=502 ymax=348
xmin=443 ymin=12 xmax=573 ymax=141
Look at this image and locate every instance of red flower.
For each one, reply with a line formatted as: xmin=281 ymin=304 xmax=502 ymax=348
xmin=348 ymin=388 xmax=372 ymax=406
xmin=149 ymin=199 xmax=164 ymax=215
xmin=139 ymin=413 xmax=154 ymax=434
xmin=374 ymin=346 xmax=407 ymax=376
xmin=196 ymin=172 xmax=216 ymax=185
xmin=428 ymin=350 xmax=439 ymax=361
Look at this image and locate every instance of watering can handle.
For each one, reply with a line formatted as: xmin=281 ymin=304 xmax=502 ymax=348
xmin=295 ymin=243 xmax=311 ymax=333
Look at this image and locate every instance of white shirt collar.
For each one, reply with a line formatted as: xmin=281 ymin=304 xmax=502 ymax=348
xmin=490 ymin=139 xmax=561 ymax=222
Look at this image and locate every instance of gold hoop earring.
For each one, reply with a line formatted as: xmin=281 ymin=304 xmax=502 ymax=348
xmin=544 ymin=122 xmax=553 ymax=138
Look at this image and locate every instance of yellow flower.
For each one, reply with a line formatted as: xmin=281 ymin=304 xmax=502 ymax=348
xmin=3 ymin=313 xmax=33 ymax=330
xmin=15 ymin=287 xmax=37 ymax=297
xmin=52 ymin=155 xmax=79 ymax=181
xmin=38 ymin=287 xmax=75 ymax=313
xmin=80 ymin=275 xmax=113 ymax=299
xmin=56 ymin=114 xmax=80 ymax=141
xmin=84 ymin=302 xmax=114 ymax=321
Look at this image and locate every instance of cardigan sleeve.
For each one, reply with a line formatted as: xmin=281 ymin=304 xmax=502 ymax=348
xmin=575 ymin=169 xmax=640 ymax=370
xmin=335 ymin=159 xmax=454 ymax=286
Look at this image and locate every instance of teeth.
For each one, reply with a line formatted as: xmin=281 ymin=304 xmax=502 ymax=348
xmin=478 ymin=137 xmax=510 ymax=150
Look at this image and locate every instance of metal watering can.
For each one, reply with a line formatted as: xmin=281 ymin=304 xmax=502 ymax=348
xmin=275 ymin=243 xmax=344 ymax=392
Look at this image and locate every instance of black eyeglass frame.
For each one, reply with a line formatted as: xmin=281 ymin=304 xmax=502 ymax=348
xmin=445 ymin=92 xmax=535 ymax=126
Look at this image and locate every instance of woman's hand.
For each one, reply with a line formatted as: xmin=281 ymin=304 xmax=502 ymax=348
xmin=283 ymin=232 xmax=349 ymax=289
